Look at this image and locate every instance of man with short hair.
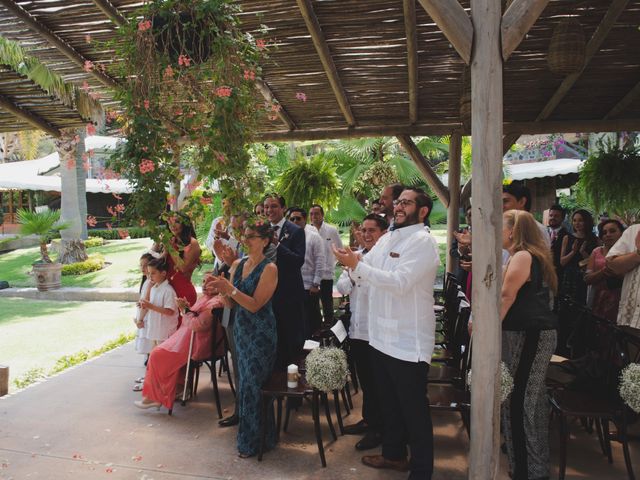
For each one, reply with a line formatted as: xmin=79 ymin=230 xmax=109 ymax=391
xmin=606 ymin=224 xmax=640 ymax=331
xmin=334 ymin=187 xmax=440 ymax=480
xmin=289 ymin=207 xmax=325 ymax=337
xmin=502 ymin=182 xmax=550 ymax=247
xmin=548 ymin=204 xmax=569 ymax=277
xmin=263 ymin=194 xmax=306 ymax=370
xmin=309 ymin=204 xmax=343 ymax=324
xmin=378 ymin=183 xmax=404 ymax=221
xmin=337 ymin=214 xmax=388 ymax=451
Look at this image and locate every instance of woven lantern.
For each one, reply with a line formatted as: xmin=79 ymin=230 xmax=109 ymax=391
xmin=459 ymin=66 xmax=471 ymax=132
xmin=547 ymin=17 xmax=586 ymax=76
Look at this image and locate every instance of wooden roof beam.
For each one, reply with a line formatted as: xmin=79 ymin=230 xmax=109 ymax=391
xmin=403 ymin=0 xmax=419 ymax=124
xmin=397 ymin=134 xmax=450 ymax=207
xmin=503 ymin=132 xmax=520 ymax=155
xmin=536 ymin=0 xmax=629 ymax=121
xmin=296 ymin=0 xmax=356 ymax=127
xmin=91 ymin=0 xmax=127 ymax=26
xmin=0 ymin=0 xmax=119 ymax=89
xmin=604 ymin=79 xmax=640 ymax=119
xmin=417 ymin=0 xmax=473 ymax=65
xmin=501 ymin=0 xmax=550 ymax=60
xmin=0 ymin=94 xmax=61 ymax=137
xmin=255 ymin=78 xmax=297 ymax=131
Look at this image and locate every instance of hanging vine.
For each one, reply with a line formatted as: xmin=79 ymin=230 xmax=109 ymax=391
xmin=106 ymin=0 xmax=265 ymax=236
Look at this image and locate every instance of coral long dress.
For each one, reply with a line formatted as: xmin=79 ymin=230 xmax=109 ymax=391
xmin=167 ymin=247 xmax=198 ymax=307
xmin=142 ymin=294 xmax=224 ymax=409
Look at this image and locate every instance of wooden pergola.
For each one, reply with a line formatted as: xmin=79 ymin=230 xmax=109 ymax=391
xmin=0 ymin=0 xmax=639 ymax=477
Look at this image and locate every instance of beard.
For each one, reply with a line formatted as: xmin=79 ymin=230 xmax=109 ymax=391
xmin=394 ymin=209 xmax=420 ymax=228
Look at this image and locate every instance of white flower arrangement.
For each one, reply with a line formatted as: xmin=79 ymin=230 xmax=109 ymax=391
xmin=305 ymin=347 xmax=348 ymax=393
xmin=466 ymin=361 xmax=514 ymax=404
xmin=619 ymin=363 xmax=640 ymax=413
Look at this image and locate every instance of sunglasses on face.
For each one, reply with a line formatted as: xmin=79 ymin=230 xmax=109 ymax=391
xmin=289 ymin=216 xmax=304 ymax=222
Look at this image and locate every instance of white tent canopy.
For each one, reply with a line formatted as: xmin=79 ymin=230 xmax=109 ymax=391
xmin=0 ymin=137 xmax=132 ymax=194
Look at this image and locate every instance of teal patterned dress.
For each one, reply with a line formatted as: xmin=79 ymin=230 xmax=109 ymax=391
xmin=232 ymin=257 xmax=278 ymax=456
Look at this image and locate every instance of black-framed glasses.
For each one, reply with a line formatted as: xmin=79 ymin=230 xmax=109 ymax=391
xmin=393 ymin=199 xmax=417 ymax=207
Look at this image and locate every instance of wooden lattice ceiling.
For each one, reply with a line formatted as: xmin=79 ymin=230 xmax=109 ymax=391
xmin=0 ymin=0 xmax=638 ymax=140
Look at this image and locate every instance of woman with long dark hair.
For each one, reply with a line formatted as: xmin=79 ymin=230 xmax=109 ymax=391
xmin=559 ymin=209 xmax=599 ymax=305
xmin=501 ymin=210 xmax=558 ymax=480
xmin=164 ymin=211 xmax=201 ymax=308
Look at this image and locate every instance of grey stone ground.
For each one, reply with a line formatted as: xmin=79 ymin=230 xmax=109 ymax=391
xmin=0 ymin=342 xmax=637 ymax=479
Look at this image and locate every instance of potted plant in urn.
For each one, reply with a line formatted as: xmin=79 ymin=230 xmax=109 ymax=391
xmin=17 ymin=209 xmax=69 ymax=291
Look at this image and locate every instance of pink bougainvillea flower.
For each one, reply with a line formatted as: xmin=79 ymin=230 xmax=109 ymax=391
xmin=139 ymin=219 xmax=146 ymax=227
xmin=174 ymin=108 xmax=183 ymax=116
xmin=268 ymin=114 xmax=278 ymax=121
xmin=215 ymin=152 xmax=227 ymax=163
xmin=295 ymin=92 xmax=307 ymax=102
xmin=200 ymin=196 xmax=212 ymax=205
xmin=81 ymin=81 xmax=90 ymax=92
xmin=83 ymin=60 xmax=94 ymax=72
xmin=114 ymin=203 xmax=125 ymax=214
xmin=106 ymin=205 xmax=116 ymax=216
xmin=243 ymin=69 xmax=256 ymax=81
xmin=106 ymin=223 xmax=113 ymax=231
xmin=87 ymin=149 xmax=95 ymax=158
xmin=74 ymin=135 xmax=81 ymax=143
xmin=138 ymin=19 xmax=152 ymax=32
xmin=85 ymin=34 xmax=92 ymax=44
xmin=82 ymin=159 xmax=90 ymax=172
xmin=178 ymin=54 xmax=191 ymax=67
xmin=143 ymin=99 xmax=150 ymax=110
xmin=139 ymin=159 xmax=155 ymax=174
xmin=167 ymin=195 xmax=177 ymax=206
xmin=215 ymin=86 xmax=233 ymax=97
xmin=86 ymin=215 xmax=97 ymax=227
xmin=256 ymin=39 xmax=266 ymax=50
xmin=271 ymin=103 xmax=282 ymax=112
xmin=66 ymin=159 xmax=76 ymax=169
xmin=163 ymin=65 xmax=174 ymax=78
xmin=105 ymin=110 xmax=117 ymax=123
xmin=89 ymin=91 xmax=101 ymax=100
xmin=118 ymin=229 xmax=129 ymax=240
xmin=86 ymin=123 xmax=96 ymax=136
xmin=112 ymin=193 xmax=122 ymax=200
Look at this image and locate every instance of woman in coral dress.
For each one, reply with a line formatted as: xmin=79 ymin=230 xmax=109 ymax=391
xmin=135 ymin=279 xmax=224 ymax=411
xmin=166 ymin=212 xmax=201 ymax=308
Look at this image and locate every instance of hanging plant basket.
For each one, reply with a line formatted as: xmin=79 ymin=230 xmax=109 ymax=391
xmin=548 ymin=18 xmax=586 ymax=76
xmin=153 ymin=11 xmax=213 ymax=64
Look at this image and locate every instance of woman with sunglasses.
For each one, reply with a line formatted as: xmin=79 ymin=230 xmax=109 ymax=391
xmin=207 ymin=219 xmax=278 ymax=458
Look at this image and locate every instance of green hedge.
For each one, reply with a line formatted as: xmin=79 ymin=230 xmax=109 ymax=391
xmin=61 ymin=253 xmax=106 ymax=276
xmin=88 ymin=227 xmax=151 ymax=240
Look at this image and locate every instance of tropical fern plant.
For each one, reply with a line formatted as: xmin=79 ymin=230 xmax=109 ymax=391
xmin=275 ymin=155 xmax=341 ymax=210
xmin=17 ymin=209 xmax=69 ymax=263
xmin=578 ymin=137 xmax=640 ymax=216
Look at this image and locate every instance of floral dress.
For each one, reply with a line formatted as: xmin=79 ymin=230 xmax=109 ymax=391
xmin=232 ymin=257 xmax=278 ymax=456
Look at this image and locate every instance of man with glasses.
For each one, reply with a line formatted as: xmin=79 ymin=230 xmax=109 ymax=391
xmin=288 ymin=207 xmax=326 ymax=337
xmin=333 ymin=187 xmax=440 ymax=480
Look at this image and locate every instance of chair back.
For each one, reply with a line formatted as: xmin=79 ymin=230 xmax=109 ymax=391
xmin=211 ymin=307 xmax=225 ymax=358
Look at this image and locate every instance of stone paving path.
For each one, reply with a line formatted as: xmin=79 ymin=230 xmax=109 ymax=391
xmin=0 ymin=342 xmax=637 ymax=479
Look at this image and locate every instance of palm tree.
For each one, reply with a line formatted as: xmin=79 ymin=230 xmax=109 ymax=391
xmin=17 ymin=209 xmax=68 ymax=263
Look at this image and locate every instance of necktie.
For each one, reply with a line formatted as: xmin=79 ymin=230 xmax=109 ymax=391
xmin=273 ymin=225 xmax=280 ymax=239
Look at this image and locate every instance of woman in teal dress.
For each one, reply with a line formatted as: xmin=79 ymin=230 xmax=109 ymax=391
xmin=208 ymin=220 xmax=278 ymax=457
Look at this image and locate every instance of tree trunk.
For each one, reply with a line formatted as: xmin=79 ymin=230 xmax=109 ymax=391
xmin=55 ymin=129 xmax=88 ymax=264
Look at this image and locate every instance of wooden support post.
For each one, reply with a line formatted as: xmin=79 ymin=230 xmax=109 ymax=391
xmin=446 ymin=134 xmax=462 ymax=274
xmin=501 ymin=0 xmax=550 ymax=60
xmin=403 ymin=0 xmax=419 ymax=124
xmin=0 ymin=365 xmax=8 ymax=397
xmin=469 ymin=0 xmax=503 ymax=479
xmin=396 ymin=135 xmax=450 ymax=207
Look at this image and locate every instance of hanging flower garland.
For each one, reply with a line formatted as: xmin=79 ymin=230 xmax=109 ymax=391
xmin=107 ymin=0 xmax=264 ymax=236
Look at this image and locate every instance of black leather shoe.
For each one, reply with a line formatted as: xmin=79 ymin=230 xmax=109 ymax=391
xmin=343 ymin=419 xmax=368 ymax=435
xmin=219 ymin=414 xmax=239 ymax=427
xmin=355 ymin=431 xmax=382 ymax=451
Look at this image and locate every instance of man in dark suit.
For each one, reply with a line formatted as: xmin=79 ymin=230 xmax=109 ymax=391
xmin=263 ymin=194 xmax=306 ymax=371
xmin=548 ymin=204 xmax=569 ymax=279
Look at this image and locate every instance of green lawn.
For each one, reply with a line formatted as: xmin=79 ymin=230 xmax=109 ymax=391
xmin=0 ymin=238 xmax=213 ymax=289
xmin=0 ymin=297 xmax=136 ymax=392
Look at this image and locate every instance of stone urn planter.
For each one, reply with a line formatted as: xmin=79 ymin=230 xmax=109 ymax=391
xmin=32 ymin=262 xmax=62 ymax=291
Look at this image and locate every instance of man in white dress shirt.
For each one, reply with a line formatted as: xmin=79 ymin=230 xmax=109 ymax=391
xmin=289 ymin=207 xmax=326 ymax=337
xmin=337 ymin=214 xmax=388 ymax=451
xmin=310 ymin=204 xmax=343 ymax=323
xmin=333 ymin=187 xmax=440 ymax=479
xmin=606 ymin=223 xmax=640 ymax=331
